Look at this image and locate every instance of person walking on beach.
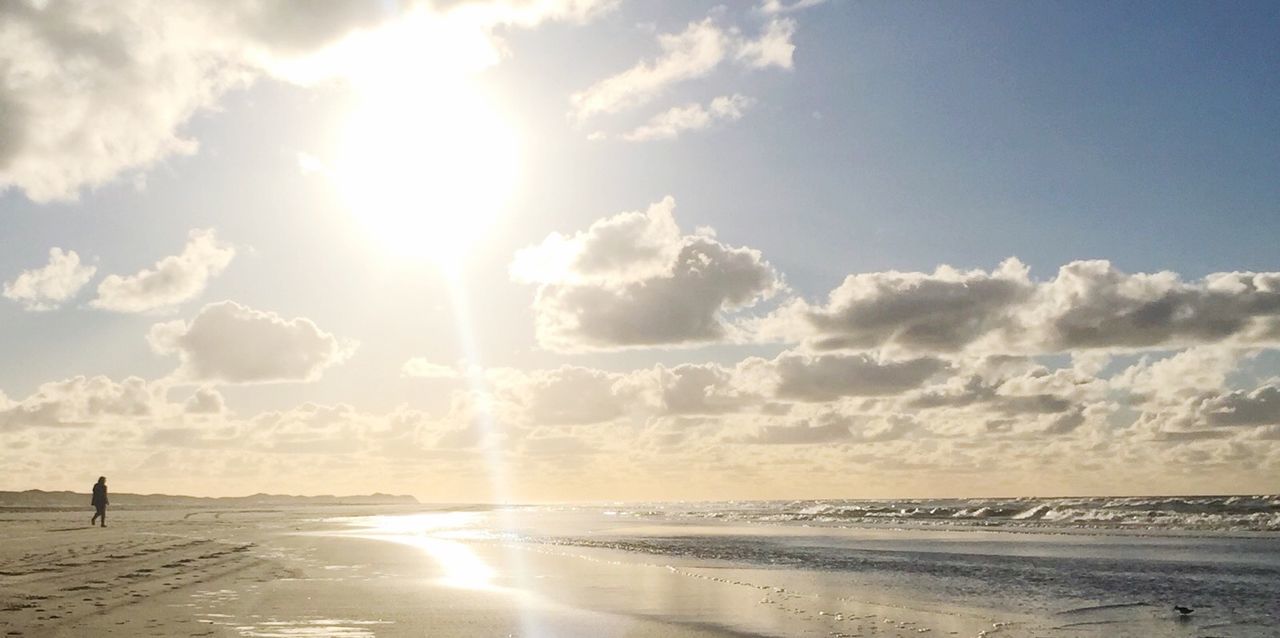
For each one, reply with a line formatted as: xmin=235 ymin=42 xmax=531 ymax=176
xmin=90 ymin=476 xmax=108 ymax=527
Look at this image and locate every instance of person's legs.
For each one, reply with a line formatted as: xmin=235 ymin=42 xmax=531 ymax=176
xmin=100 ymin=507 xmax=106 ymax=527
xmin=92 ymin=505 xmax=105 ymax=526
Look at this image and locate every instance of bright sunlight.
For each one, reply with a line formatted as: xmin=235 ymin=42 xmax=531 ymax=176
xmin=334 ymin=81 xmax=519 ymax=264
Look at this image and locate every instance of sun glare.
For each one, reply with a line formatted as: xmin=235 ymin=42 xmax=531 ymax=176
xmin=334 ymin=79 xmax=519 ymax=265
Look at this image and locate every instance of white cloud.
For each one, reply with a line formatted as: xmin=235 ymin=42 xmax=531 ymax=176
xmin=735 ymin=18 xmax=796 ymax=69
xmin=497 ymin=365 xmax=646 ymax=425
xmin=620 ymin=94 xmax=754 ymax=142
xmin=759 ymin=0 xmax=832 ymax=15
xmin=1111 ymin=346 xmax=1248 ymax=407
xmin=512 ymin=197 xmax=782 ymax=351
xmin=91 ymin=228 xmax=234 ymax=313
xmin=183 ymin=386 xmax=226 ymax=415
xmin=0 ymin=0 xmax=613 ymax=202
xmin=569 ymin=16 xmax=795 ymax=122
xmin=653 ymin=363 xmax=759 ymax=415
xmin=148 ymin=300 xmax=356 ymax=384
xmin=401 ymin=358 xmax=460 ymax=380
xmin=0 ymin=375 xmax=161 ymax=431
xmin=512 ymin=197 xmax=683 ymax=285
xmin=569 ymin=18 xmax=729 ymax=121
xmin=2 ymin=247 xmax=96 ymax=310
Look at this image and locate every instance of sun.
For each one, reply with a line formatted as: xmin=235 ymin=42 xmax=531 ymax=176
xmin=333 ymin=79 xmax=520 ymax=265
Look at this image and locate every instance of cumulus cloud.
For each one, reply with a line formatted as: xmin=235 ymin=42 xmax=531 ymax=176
xmin=512 ymin=197 xmax=782 ymax=351
xmin=148 ymin=300 xmax=356 ymax=384
xmin=497 ymin=365 xmax=645 ymax=425
xmin=780 ymin=258 xmax=1033 ymax=353
xmin=766 ymin=352 xmax=948 ymax=402
xmin=1111 ymin=346 xmax=1248 ymax=407
xmin=1024 ymin=261 xmax=1280 ymax=352
xmin=0 ymin=0 xmax=613 ymax=202
xmin=1200 ymin=385 xmax=1280 ymax=428
xmin=653 ymin=363 xmax=759 ymax=415
xmin=2 ymin=247 xmax=96 ymax=310
xmin=569 ymin=16 xmax=794 ymax=121
xmin=92 ymin=228 xmax=234 ymax=313
xmin=183 ymin=386 xmax=225 ymax=415
xmin=620 ymin=94 xmax=754 ymax=142
xmin=773 ymin=259 xmax=1280 ymax=355
xmin=0 ymin=375 xmax=160 ymax=431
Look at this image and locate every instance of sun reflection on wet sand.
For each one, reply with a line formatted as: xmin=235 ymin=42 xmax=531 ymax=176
xmin=335 ymin=512 xmax=497 ymax=590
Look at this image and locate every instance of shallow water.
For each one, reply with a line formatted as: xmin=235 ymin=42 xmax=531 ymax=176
xmin=342 ymin=501 xmax=1280 ymax=637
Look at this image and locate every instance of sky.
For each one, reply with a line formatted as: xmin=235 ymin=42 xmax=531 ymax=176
xmin=1 ymin=0 xmax=1278 ymax=501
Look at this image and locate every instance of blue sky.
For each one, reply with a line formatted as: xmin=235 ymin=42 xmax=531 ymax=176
xmin=1 ymin=0 xmax=1277 ymax=499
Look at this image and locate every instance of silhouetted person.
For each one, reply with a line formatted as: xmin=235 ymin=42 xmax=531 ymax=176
xmin=91 ymin=476 xmax=108 ymax=527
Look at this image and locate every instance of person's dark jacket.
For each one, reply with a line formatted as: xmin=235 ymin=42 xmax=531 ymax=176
xmin=91 ymin=483 xmax=108 ymax=507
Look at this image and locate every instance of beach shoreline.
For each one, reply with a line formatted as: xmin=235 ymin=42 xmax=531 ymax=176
xmin=3 ymin=505 xmax=1276 ymax=637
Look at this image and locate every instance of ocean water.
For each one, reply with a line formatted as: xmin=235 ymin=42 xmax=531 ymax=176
xmin=350 ymin=496 xmax=1280 ymax=637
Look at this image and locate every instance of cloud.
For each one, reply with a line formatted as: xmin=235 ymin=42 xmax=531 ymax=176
xmin=0 ymin=0 xmax=613 ymax=202
xmin=654 ymin=363 xmax=759 ymax=415
xmin=91 ymin=228 xmax=234 ymax=313
xmin=569 ymin=16 xmax=795 ymax=121
xmin=780 ymin=258 xmax=1033 ymax=353
xmin=740 ymin=411 xmax=920 ymax=445
xmin=735 ymin=18 xmax=795 ymax=69
xmin=1201 ymin=385 xmax=1280 ymax=427
xmin=513 ymin=197 xmax=782 ymax=351
xmin=183 ymin=386 xmax=225 ymax=415
xmin=1025 ymin=262 xmax=1280 ymax=352
xmin=1134 ymin=381 xmax=1280 ymax=442
xmin=771 ymin=259 xmax=1280 ymax=355
xmin=2 ymin=247 xmax=96 ymax=310
xmin=569 ymin=18 xmax=728 ymax=121
xmin=767 ymin=351 xmax=948 ymax=402
xmin=745 ymin=418 xmax=851 ymax=445
xmin=0 ymin=375 xmax=160 ymax=431
xmin=620 ymin=94 xmax=754 ymax=142
xmin=498 ymin=365 xmax=645 ymax=425
xmin=148 ymin=300 xmax=356 ymax=384
xmin=759 ymin=0 xmax=832 ymax=15
xmin=401 ymin=358 xmax=460 ymax=380
xmin=1111 ymin=346 xmax=1248 ymax=406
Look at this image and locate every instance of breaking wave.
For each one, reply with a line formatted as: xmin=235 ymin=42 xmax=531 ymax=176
xmin=597 ymin=494 xmax=1280 ymax=533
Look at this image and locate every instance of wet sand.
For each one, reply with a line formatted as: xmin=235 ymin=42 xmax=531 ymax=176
xmin=0 ymin=508 xmax=758 ymax=637
xmin=6 ymin=506 xmax=1210 ymax=637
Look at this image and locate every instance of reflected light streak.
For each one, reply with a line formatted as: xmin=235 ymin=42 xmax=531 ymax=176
xmin=346 ymin=513 xmax=496 ymax=590
xmin=443 ymin=272 xmax=549 ymax=635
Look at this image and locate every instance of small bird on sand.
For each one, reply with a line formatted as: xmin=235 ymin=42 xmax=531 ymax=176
xmin=1173 ymin=606 xmax=1194 ymax=616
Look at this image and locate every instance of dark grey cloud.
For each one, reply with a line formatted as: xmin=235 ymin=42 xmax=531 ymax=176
xmin=772 ymin=352 xmax=947 ymax=402
xmin=803 ymin=258 xmax=1032 ymax=353
xmin=1036 ymin=263 xmax=1280 ymax=351
xmin=1202 ymin=385 xmax=1280 ymax=427
xmin=786 ymin=259 xmax=1280 ymax=355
